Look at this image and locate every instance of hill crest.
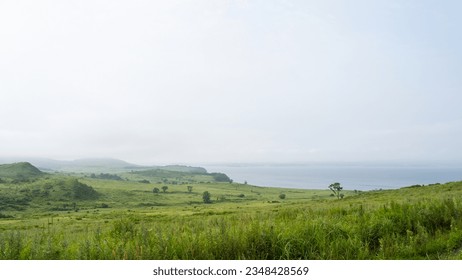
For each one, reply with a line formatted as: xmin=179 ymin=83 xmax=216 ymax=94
xmin=0 ymin=162 xmax=44 ymax=180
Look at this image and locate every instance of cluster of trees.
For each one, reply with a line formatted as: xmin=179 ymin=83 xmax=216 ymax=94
xmin=152 ymin=186 xmax=169 ymax=194
xmin=89 ymin=173 xmax=123 ymax=181
xmin=138 ymin=179 xmax=150 ymax=184
xmin=152 ymin=185 xmax=195 ymax=194
xmin=151 ymin=185 xmax=213 ymax=204
xmin=150 ymin=184 xmax=290 ymax=203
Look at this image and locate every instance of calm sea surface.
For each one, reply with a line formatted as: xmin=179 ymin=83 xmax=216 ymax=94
xmin=204 ymin=164 xmax=462 ymax=191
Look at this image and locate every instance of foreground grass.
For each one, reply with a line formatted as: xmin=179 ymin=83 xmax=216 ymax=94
xmin=1 ymin=178 xmax=462 ymax=260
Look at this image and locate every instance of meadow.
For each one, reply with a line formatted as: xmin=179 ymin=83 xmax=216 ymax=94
xmin=0 ymin=162 xmax=462 ymax=260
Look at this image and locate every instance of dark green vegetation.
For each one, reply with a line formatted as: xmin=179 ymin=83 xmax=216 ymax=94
xmin=0 ymin=177 xmax=99 ymax=212
xmin=90 ymin=173 xmax=124 ymax=181
xmin=0 ymin=162 xmax=462 ymax=260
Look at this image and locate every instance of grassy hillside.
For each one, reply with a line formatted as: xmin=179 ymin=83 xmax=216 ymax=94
xmin=0 ymin=162 xmax=44 ymax=181
xmin=0 ymin=168 xmax=461 ymax=260
xmin=155 ymin=165 xmax=207 ymax=173
xmin=124 ymin=168 xmax=230 ymax=184
xmin=0 ymin=177 xmax=99 ymax=212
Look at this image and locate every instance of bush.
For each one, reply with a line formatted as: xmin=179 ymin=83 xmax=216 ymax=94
xmin=202 ymin=191 xmax=212 ymax=204
xmin=279 ymin=193 xmax=286 ymax=199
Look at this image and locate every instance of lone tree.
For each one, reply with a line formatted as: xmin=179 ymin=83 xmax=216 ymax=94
xmin=162 ymin=186 xmax=168 ymax=193
xmin=152 ymin=187 xmax=160 ymax=194
xmin=202 ymin=191 xmax=212 ymax=204
xmin=187 ymin=185 xmax=193 ymax=193
xmin=328 ymin=182 xmax=343 ymax=199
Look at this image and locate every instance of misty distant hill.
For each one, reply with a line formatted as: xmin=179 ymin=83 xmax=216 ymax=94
xmin=71 ymin=158 xmax=138 ymax=167
xmin=0 ymin=157 xmax=67 ymax=171
xmin=0 ymin=157 xmax=208 ymax=174
xmin=0 ymin=157 xmax=142 ymax=173
xmin=0 ymin=162 xmax=44 ymax=180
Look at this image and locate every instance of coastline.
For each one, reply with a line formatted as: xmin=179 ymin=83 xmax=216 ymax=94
xmin=204 ymin=163 xmax=462 ymax=191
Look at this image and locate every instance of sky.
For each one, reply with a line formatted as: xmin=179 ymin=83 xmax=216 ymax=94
xmin=1 ymin=0 xmax=461 ymax=165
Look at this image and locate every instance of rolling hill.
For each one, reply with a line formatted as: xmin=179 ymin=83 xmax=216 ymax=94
xmin=0 ymin=157 xmax=210 ymax=174
xmin=0 ymin=162 xmax=44 ymax=180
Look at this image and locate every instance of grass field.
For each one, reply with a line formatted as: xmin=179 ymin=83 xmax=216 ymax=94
xmin=0 ymin=164 xmax=462 ymax=260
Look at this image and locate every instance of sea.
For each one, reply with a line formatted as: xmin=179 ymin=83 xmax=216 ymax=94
xmin=203 ymin=163 xmax=462 ymax=191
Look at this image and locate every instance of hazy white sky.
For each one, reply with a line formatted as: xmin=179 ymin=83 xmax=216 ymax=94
xmin=1 ymin=0 xmax=461 ymax=164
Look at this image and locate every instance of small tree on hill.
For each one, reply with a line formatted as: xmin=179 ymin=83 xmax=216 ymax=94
xmin=328 ymin=182 xmax=343 ymax=199
xmin=202 ymin=191 xmax=211 ymax=204
xmin=187 ymin=185 xmax=193 ymax=193
xmin=153 ymin=187 xmax=159 ymax=194
xmin=162 ymin=186 xmax=168 ymax=193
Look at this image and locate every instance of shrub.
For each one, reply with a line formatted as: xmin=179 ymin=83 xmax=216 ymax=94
xmin=138 ymin=180 xmax=150 ymax=184
xmin=202 ymin=191 xmax=211 ymax=204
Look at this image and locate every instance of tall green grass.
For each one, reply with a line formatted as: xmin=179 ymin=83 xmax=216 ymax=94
xmin=1 ymin=197 xmax=461 ymax=260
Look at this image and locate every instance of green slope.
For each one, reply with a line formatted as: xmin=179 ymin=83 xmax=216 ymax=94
xmin=0 ymin=162 xmax=44 ymax=180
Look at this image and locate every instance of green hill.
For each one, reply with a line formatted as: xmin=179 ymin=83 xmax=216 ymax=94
xmin=0 ymin=177 xmax=99 ymax=212
xmin=0 ymin=162 xmax=44 ymax=181
xmin=158 ymin=165 xmax=207 ymax=173
xmin=128 ymin=168 xmax=231 ymax=184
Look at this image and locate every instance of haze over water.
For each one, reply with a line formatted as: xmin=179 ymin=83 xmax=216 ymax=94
xmin=205 ymin=163 xmax=462 ymax=191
